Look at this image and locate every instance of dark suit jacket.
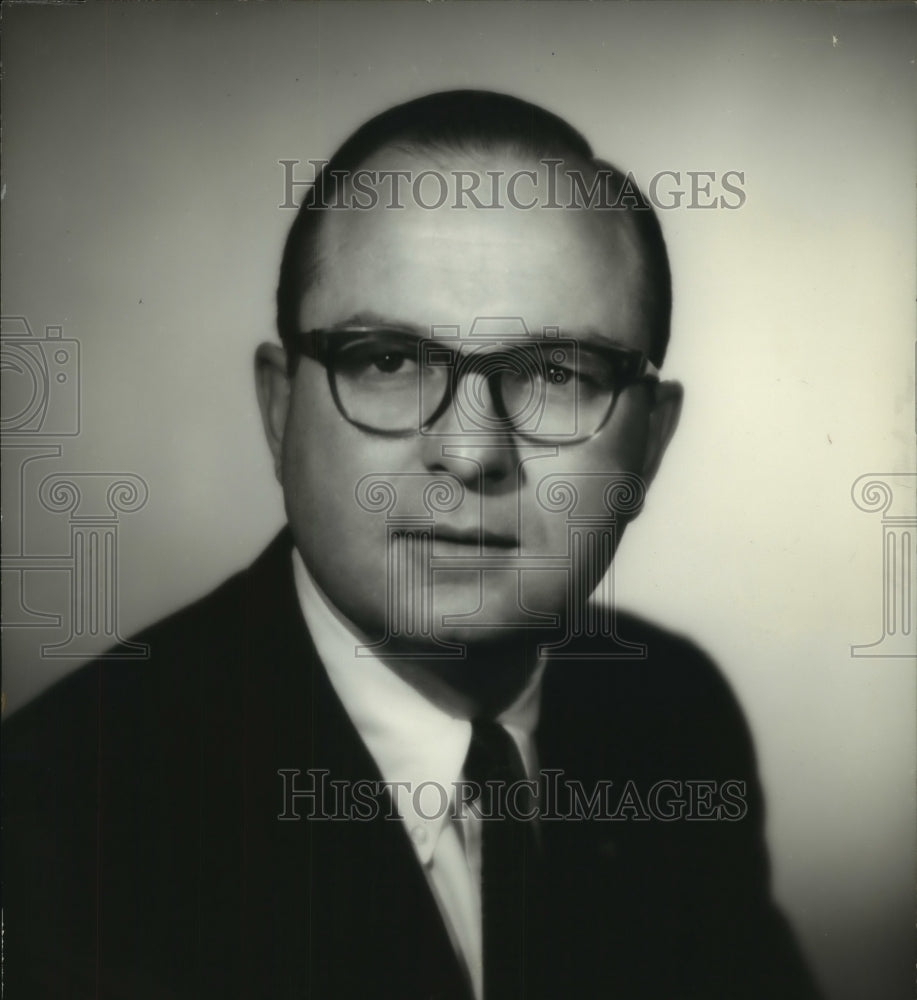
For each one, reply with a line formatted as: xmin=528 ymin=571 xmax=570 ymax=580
xmin=3 ymin=530 xmax=822 ymax=999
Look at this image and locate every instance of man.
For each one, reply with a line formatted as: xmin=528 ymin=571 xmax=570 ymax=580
xmin=3 ymin=91 xmax=822 ymax=999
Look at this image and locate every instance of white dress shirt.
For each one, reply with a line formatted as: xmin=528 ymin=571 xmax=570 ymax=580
xmin=291 ymin=549 xmax=545 ymax=1000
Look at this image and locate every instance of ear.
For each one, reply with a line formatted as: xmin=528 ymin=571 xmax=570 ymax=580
xmin=640 ymin=380 xmax=683 ymax=486
xmin=254 ymin=342 xmax=291 ymax=483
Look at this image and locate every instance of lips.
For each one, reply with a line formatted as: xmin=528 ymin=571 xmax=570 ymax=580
xmin=432 ymin=527 xmax=518 ymax=549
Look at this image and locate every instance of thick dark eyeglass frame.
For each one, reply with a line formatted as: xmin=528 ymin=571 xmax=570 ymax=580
xmin=286 ymin=326 xmax=660 ymax=444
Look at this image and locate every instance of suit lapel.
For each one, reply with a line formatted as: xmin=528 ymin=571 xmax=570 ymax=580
xmin=238 ymin=534 xmax=473 ymax=998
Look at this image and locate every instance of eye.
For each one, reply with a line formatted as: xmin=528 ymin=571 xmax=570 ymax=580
xmin=335 ymin=336 xmax=422 ymax=381
xmin=370 ymin=350 xmax=410 ymax=374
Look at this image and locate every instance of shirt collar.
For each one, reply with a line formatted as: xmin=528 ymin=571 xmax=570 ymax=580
xmin=291 ymin=548 xmax=545 ymax=864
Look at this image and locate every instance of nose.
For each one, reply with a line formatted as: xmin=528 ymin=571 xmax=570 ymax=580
xmin=419 ymin=372 xmax=519 ymax=493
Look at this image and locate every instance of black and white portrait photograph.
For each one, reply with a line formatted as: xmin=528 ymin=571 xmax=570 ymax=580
xmin=2 ymin=4 xmax=914 ymax=999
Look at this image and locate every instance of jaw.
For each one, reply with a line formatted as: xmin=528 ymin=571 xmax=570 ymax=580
xmin=375 ymin=627 xmax=549 ymax=720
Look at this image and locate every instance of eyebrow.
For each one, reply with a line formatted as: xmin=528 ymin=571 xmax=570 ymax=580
xmin=316 ymin=313 xmax=638 ymax=356
xmin=321 ymin=311 xmax=427 ymax=336
xmin=557 ymin=324 xmax=623 ymax=346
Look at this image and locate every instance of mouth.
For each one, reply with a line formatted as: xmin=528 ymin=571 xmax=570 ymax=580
xmin=432 ymin=527 xmax=518 ymax=549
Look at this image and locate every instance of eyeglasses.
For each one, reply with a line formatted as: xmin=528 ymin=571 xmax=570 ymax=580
xmin=288 ymin=325 xmax=659 ymax=445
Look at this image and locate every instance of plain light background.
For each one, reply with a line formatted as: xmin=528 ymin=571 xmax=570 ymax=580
xmin=2 ymin=4 xmax=914 ymax=999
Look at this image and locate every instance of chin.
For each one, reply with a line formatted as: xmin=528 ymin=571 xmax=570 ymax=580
xmin=433 ymin=626 xmax=562 ymax=663
xmin=430 ymin=576 xmax=567 ymax=646
xmin=354 ymin=570 xmax=576 ymax=652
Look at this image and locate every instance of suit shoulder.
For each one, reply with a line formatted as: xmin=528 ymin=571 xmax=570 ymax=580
xmin=614 ymin=610 xmax=735 ymax=693
xmin=548 ymin=609 xmax=732 ymax=694
xmin=542 ymin=612 xmax=758 ymax=773
xmin=3 ymin=530 xmax=296 ymax=753
xmin=134 ymin=528 xmax=296 ymax=653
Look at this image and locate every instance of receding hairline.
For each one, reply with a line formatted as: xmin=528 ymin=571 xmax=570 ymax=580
xmin=312 ymin=139 xmax=644 ymax=246
xmin=277 ymin=90 xmax=672 ymax=365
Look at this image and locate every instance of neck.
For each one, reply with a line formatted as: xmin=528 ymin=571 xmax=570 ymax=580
xmin=378 ymin=632 xmax=544 ymax=719
xmin=292 ymin=548 xmax=549 ymax=717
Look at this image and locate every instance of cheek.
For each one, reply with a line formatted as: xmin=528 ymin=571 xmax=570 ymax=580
xmin=519 ymin=397 xmax=651 ymax=545
xmin=587 ymin=391 xmax=651 ymax=474
xmin=282 ymin=386 xmax=329 ymax=515
xmin=279 ymin=384 xmax=422 ymax=632
xmin=280 ymin=386 xmax=365 ymax=563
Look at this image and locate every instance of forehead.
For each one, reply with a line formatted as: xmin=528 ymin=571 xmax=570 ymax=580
xmin=302 ymin=148 xmax=650 ymax=348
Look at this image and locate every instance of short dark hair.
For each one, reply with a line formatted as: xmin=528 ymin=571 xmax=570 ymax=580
xmin=277 ymin=89 xmax=672 ymax=366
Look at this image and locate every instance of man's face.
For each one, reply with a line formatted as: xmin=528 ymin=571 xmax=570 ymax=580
xmin=258 ymin=148 xmax=681 ymax=647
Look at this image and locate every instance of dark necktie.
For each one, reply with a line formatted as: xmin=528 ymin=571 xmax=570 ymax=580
xmin=464 ymin=718 xmax=538 ymax=1000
